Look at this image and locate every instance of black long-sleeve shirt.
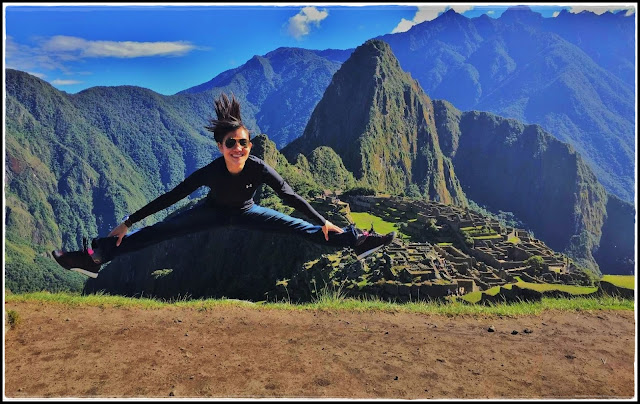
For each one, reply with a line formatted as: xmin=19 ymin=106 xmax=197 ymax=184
xmin=128 ymin=155 xmax=326 ymax=225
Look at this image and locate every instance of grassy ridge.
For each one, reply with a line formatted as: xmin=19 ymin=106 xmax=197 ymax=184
xmin=5 ymin=289 xmax=634 ymax=316
xmin=462 ymin=275 xmax=634 ymax=304
xmin=602 ymin=275 xmax=635 ymax=289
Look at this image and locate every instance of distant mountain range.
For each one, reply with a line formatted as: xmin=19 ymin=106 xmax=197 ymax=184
xmin=374 ymin=6 xmax=635 ymax=203
xmin=177 ymin=47 xmax=353 ymax=149
xmin=4 ymin=6 xmax=635 ymax=293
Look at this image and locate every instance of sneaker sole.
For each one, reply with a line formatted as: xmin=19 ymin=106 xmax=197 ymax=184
xmin=356 ymin=232 xmax=396 ymax=260
xmin=69 ymin=267 xmax=99 ymax=279
xmin=356 ymin=244 xmax=385 ymax=260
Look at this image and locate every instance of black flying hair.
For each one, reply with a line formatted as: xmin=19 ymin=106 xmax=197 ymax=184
xmin=204 ymin=93 xmax=247 ymax=143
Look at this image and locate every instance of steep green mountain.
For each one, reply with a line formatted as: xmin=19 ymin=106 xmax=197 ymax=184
xmin=305 ymin=147 xmax=356 ymax=191
xmin=376 ymin=6 xmax=635 ymax=203
xmin=432 ymin=99 xmax=618 ymax=275
xmin=282 ymin=39 xmax=468 ymax=207
xmin=5 ymin=69 xmax=220 ymax=292
xmin=177 ymin=47 xmax=351 ymax=148
xmin=6 ymin=69 xmax=222 ymax=240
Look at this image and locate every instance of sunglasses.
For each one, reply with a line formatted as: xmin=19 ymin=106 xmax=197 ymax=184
xmin=223 ymin=138 xmax=250 ymax=149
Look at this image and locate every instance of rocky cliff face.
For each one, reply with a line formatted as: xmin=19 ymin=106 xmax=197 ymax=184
xmin=433 ymin=100 xmax=609 ymax=274
xmin=283 ymin=40 xmax=468 ymax=207
xmin=593 ymin=194 xmax=636 ymax=275
xmin=83 ymin=226 xmax=338 ymax=301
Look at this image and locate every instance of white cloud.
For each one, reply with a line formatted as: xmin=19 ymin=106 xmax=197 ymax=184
xmin=5 ymin=35 xmax=69 ymax=72
xmin=287 ymin=6 xmax=329 ymax=39
xmin=42 ymin=35 xmax=197 ymax=58
xmin=5 ymin=34 xmax=199 ymax=74
xmin=51 ymin=79 xmax=83 ymax=86
xmin=392 ymin=18 xmax=416 ymax=34
xmin=568 ymin=5 xmax=636 ymax=16
xmin=392 ymin=5 xmax=475 ymax=33
xmin=6 ymin=34 xmax=200 ymax=85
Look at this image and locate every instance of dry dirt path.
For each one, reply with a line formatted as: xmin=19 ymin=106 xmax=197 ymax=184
xmin=4 ymin=301 xmax=636 ymax=399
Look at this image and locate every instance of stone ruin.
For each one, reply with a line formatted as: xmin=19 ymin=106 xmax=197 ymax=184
xmin=272 ymin=195 xmax=595 ymax=303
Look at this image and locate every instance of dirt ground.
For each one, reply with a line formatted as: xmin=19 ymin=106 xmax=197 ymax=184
xmin=3 ymin=301 xmax=637 ymax=400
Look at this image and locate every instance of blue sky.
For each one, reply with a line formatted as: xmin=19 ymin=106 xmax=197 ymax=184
xmin=4 ymin=2 xmax=637 ymax=95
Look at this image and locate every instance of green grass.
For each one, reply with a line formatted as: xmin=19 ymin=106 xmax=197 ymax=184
xmin=601 ymin=275 xmax=635 ymax=290
xmin=5 ymin=290 xmax=634 ymax=317
xmin=461 ymin=280 xmax=600 ymax=304
xmin=513 ymin=280 xmax=597 ymax=294
xmin=151 ymin=269 xmax=173 ymax=279
xmin=460 ymin=226 xmax=498 ymax=237
xmin=350 ymin=211 xmax=408 ymax=239
xmin=462 ymin=291 xmax=483 ymax=304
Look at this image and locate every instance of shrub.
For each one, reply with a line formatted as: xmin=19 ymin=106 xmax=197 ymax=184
xmin=525 ymin=255 xmax=548 ymax=274
xmin=7 ymin=310 xmax=21 ymax=329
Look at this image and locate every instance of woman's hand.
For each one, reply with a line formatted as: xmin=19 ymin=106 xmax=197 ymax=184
xmin=107 ymin=222 xmax=129 ymax=247
xmin=321 ymin=220 xmax=344 ymax=241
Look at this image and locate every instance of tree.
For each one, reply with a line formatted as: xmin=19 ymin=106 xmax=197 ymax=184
xmin=525 ymin=255 xmax=548 ymax=274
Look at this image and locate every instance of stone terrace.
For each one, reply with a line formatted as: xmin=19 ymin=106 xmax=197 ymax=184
xmin=339 ymin=195 xmax=591 ymax=297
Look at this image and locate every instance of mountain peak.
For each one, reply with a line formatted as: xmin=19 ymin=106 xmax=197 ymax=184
xmin=282 ymin=39 xmax=467 ymax=205
xmin=500 ymin=5 xmax=543 ymax=24
xmin=504 ymin=5 xmax=535 ymax=13
xmin=301 ymin=38 xmax=400 ymax=86
xmin=442 ymin=8 xmax=459 ymax=16
xmin=362 ymin=38 xmax=392 ymax=53
xmin=433 ymin=7 xmax=468 ymax=24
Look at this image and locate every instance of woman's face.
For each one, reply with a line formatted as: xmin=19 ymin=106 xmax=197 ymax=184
xmin=218 ymin=127 xmax=252 ymax=174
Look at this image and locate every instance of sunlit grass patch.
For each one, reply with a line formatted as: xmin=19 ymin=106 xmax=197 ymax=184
xmin=350 ymin=211 xmax=409 ymax=238
xmin=473 ymin=235 xmax=503 ymax=240
xmin=461 ymin=280 xmax=598 ymax=305
xmin=601 ymin=275 xmax=635 ymax=290
xmin=514 ymin=280 xmax=597 ymax=295
xmin=462 ymin=291 xmax=482 ymax=304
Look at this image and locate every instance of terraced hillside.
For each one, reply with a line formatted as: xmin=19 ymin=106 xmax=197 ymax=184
xmin=273 ymin=195 xmax=602 ymax=303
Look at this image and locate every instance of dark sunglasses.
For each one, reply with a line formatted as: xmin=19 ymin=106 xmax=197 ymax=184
xmin=223 ymin=138 xmax=250 ymax=149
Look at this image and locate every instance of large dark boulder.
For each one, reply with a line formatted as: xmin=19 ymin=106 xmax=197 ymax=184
xmin=84 ymin=226 xmax=337 ymax=301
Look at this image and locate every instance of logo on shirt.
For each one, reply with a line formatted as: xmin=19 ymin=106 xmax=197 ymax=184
xmin=246 ymin=183 xmax=253 ymax=189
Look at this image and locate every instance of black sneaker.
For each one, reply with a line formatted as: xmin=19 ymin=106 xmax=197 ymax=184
xmin=353 ymin=229 xmax=396 ymax=260
xmin=52 ymin=238 xmax=102 ymax=278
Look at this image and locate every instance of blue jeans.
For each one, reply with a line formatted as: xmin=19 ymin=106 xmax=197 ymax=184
xmin=91 ymin=202 xmax=360 ymax=263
